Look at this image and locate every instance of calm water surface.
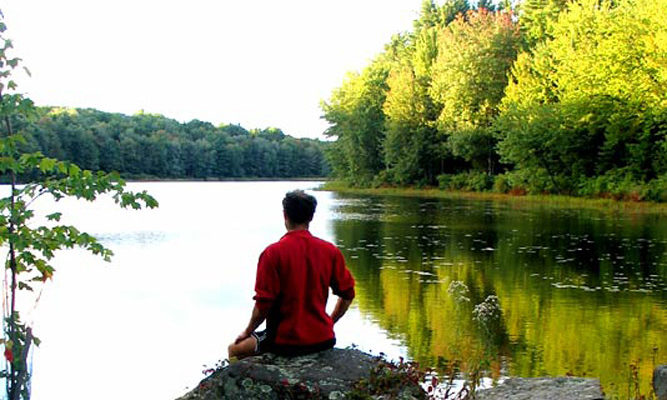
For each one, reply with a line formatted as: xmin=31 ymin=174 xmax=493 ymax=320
xmin=331 ymin=192 xmax=666 ymax=398
xmin=19 ymin=182 xmax=665 ymax=399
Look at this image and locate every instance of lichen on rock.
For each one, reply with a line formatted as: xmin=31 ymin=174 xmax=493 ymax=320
xmin=176 ymin=348 xmax=426 ymax=400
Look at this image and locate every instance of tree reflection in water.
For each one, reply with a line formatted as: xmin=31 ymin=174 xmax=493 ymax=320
xmin=329 ymin=193 xmax=666 ymax=398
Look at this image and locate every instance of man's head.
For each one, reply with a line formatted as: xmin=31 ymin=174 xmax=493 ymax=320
xmin=282 ymin=190 xmax=317 ymax=229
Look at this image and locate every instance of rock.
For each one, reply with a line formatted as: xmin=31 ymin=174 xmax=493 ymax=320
xmin=176 ymin=348 xmax=426 ymax=400
xmin=475 ymin=377 xmax=604 ymax=400
xmin=655 ymin=365 xmax=667 ymax=400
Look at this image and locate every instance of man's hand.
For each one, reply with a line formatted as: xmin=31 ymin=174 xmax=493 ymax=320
xmin=234 ymin=305 xmax=269 ymax=344
xmin=234 ymin=330 xmax=250 ymax=344
xmin=330 ymin=297 xmax=353 ymax=324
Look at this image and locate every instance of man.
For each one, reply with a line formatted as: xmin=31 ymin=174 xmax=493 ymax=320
xmin=228 ymin=190 xmax=355 ymax=359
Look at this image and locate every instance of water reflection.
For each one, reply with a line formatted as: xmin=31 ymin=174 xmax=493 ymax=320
xmin=18 ymin=182 xmax=665 ymax=400
xmin=329 ymin=193 xmax=666 ymax=397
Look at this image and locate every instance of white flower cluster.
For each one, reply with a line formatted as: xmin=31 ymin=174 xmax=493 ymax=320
xmin=472 ymin=295 xmax=501 ymax=326
xmin=447 ymin=280 xmax=471 ymax=303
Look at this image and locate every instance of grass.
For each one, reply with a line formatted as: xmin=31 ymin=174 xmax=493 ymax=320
xmin=317 ymin=181 xmax=667 ymax=214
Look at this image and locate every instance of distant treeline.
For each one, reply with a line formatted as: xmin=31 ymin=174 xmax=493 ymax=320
xmin=322 ymin=0 xmax=666 ymax=201
xmin=11 ymin=107 xmax=330 ymax=179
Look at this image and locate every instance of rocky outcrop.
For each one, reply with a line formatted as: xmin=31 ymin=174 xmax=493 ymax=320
xmin=177 ymin=348 xmax=614 ymax=400
xmin=177 ymin=348 xmax=425 ymax=400
xmin=655 ymin=365 xmax=667 ymax=400
xmin=475 ymin=377 xmax=605 ymax=400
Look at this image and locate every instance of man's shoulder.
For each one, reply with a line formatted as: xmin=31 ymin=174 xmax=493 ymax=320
xmin=309 ymin=234 xmax=335 ymax=246
xmin=262 ymin=240 xmax=283 ymax=254
xmin=308 ymin=234 xmax=342 ymax=253
xmin=275 ymin=231 xmax=341 ymax=252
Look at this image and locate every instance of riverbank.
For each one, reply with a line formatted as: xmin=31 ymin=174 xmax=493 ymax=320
xmin=317 ymin=181 xmax=667 ymax=214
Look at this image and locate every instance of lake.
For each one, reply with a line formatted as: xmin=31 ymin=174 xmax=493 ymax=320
xmin=15 ymin=181 xmax=665 ymax=399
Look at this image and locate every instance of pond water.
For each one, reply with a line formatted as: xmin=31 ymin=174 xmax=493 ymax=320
xmin=14 ymin=181 xmax=665 ymax=399
xmin=330 ymin=191 xmax=666 ymax=398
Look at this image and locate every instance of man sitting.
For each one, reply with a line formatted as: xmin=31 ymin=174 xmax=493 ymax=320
xmin=228 ymin=190 xmax=355 ymax=359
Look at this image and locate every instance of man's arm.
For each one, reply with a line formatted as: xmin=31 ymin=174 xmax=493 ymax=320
xmin=330 ymin=297 xmax=353 ymax=324
xmin=234 ymin=304 xmax=270 ymax=344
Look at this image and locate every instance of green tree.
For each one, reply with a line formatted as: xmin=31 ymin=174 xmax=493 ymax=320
xmin=276 ymin=140 xmax=298 ymax=177
xmin=431 ymin=9 xmax=521 ymax=174
xmin=165 ymin=139 xmax=184 ymax=178
xmin=517 ymin=0 xmax=568 ymax=49
xmin=145 ymin=133 xmax=170 ymax=177
xmin=413 ymin=0 xmax=441 ymax=32
xmin=440 ymin=0 xmax=471 ymax=26
xmin=20 ymin=109 xmax=329 ymax=180
xmin=383 ymin=59 xmax=441 ymax=184
xmin=476 ymin=0 xmax=496 ymax=11
xmin=321 ymin=59 xmax=390 ymax=185
xmin=497 ymin=0 xmax=667 ymax=198
xmin=120 ymin=135 xmax=141 ymax=175
xmin=94 ymin=129 xmax=123 ymax=173
xmin=226 ymin=142 xmax=245 ymax=177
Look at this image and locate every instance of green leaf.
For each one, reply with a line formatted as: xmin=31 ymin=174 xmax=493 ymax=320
xmin=68 ymin=163 xmax=81 ymax=177
xmin=45 ymin=212 xmax=62 ymax=221
xmin=39 ymin=158 xmax=56 ymax=173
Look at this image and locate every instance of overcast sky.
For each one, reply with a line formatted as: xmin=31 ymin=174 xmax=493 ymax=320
xmin=2 ymin=0 xmax=423 ymax=139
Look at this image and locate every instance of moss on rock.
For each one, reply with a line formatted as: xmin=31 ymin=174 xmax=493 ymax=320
xmin=177 ymin=348 xmax=426 ymax=400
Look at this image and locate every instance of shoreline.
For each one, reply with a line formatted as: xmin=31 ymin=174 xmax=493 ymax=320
xmin=316 ymin=181 xmax=667 ymax=214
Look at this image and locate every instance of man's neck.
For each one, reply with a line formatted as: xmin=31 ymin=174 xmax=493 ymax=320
xmin=287 ymin=224 xmax=309 ymax=232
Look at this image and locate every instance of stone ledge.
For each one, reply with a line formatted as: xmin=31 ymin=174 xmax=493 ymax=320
xmin=475 ymin=377 xmax=605 ymax=400
xmin=177 ymin=348 xmax=626 ymax=400
xmin=177 ymin=348 xmax=425 ymax=400
xmin=655 ymin=365 xmax=667 ymax=400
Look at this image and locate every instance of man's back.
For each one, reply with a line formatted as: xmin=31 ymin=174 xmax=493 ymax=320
xmin=254 ymin=229 xmax=355 ymax=347
xmin=228 ymin=190 xmax=355 ymax=360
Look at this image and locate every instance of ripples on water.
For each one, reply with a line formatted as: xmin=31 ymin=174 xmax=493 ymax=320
xmin=15 ymin=183 xmax=665 ymax=400
xmin=330 ymin=193 xmax=666 ymax=397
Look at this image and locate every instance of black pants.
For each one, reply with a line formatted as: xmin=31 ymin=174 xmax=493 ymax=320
xmin=251 ymin=330 xmax=336 ymax=357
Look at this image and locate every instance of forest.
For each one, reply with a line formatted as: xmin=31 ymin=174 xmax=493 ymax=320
xmin=321 ymin=0 xmax=667 ymax=201
xmin=10 ymin=107 xmax=329 ymax=180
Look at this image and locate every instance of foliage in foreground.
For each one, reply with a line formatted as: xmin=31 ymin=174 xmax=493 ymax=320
xmin=0 ymin=146 xmax=158 ymax=399
xmin=0 ymin=13 xmax=158 ymax=400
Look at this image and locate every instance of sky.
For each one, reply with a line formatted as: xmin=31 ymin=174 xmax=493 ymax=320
xmin=2 ymin=0 xmax=424 ymax=139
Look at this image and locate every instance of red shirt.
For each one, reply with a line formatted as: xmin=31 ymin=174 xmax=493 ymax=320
xmin=253 ymin=229 xmax=355 ymax=346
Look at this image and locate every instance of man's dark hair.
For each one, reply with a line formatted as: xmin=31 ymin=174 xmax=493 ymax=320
xmin=283 ymin=190 xmax=317 ymax=225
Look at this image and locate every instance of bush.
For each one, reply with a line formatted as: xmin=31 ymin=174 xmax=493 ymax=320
xmin=645 ymin=174 xmax=667 ymax=202
xmin=577 ymin=169 xmax=646 ymax=201
xmin=372 ymin=170 xmax=391 ymax=188
xmin=492 ymin=173 xmax=512 ymax=193
xmin=437 ymin=174 xmax=452 ymax=190
xmin=499 ymin=169 xmax=571 ymax=195
xmin=348 ymin=357 xmax=429 ymax=399
xmin=437 ymin=172 xmax=494 ymax=192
